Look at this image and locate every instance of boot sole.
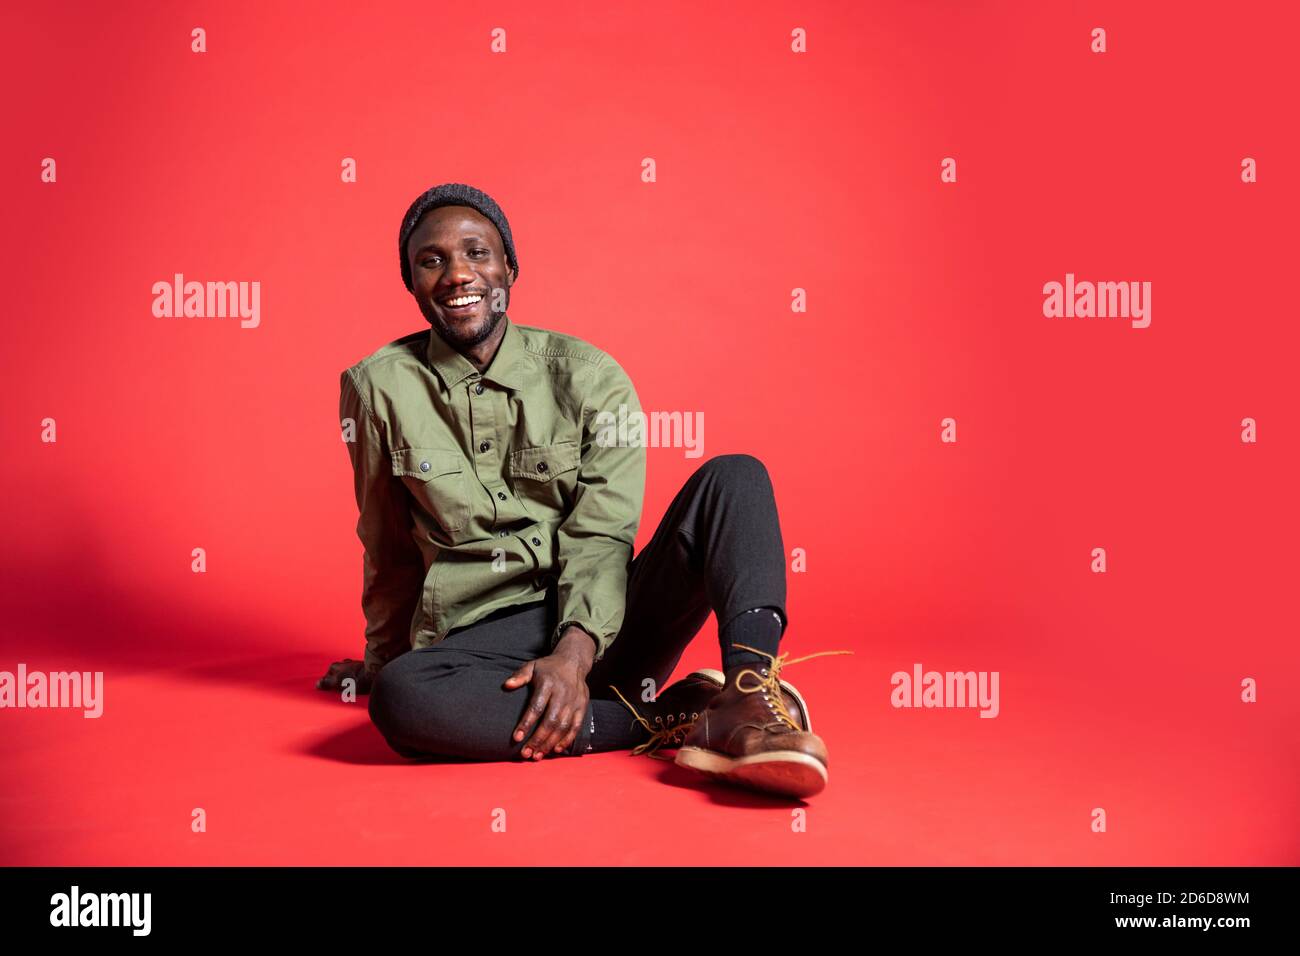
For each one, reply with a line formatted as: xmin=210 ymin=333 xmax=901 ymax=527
xmin=675 ymin=745 xmax=827 ymax=798
xmin=693 ymin=668 xmax=813 ymax=732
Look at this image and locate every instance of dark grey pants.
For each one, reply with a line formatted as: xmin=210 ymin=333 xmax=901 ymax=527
xmin=367 ymin=453 xmax=789 ymax=761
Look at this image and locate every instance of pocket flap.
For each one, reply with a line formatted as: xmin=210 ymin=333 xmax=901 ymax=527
xmin=391 ymin=447 xmax=463 ymax=480
xmin=508 ymin=440 xmax=580 ymax=483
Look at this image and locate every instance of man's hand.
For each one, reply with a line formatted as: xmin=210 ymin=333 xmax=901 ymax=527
xmin=503 ymin=627 xmax=596 ymax=759
xmin=317 ymin=658 xmax=373 ymax=695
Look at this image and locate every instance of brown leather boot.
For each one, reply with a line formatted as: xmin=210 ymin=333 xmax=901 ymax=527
xmin=674 ymin=643 xmax=853 ymax=798
xmin=608 ymin=669 xmax=725 ymax=759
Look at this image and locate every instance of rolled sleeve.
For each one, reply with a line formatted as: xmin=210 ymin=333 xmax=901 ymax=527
xmin=339 ymin=368 xmax=426 ymax=677
xmin=548 ymin=354 xmax=647 ymax=661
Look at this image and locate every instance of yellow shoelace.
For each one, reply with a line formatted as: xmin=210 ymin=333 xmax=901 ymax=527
xmin=609 ymin=643 xmax=856 ymax=756
xmin=730 ymin=642 xmax=856 ymax=731
xmin=608 ymin=683 xmax=701 ymax=760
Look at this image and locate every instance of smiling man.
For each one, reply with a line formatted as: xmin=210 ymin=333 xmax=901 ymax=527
xmin=316 ymin=182 xmax=848 ymax=798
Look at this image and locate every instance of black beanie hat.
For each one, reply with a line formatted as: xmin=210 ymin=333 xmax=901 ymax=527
xmin=398 ymin=182 xmax=519 ymax=292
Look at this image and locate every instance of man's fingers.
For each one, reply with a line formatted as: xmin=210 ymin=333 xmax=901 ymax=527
xmin=318 ymin=662 xmax=350 ymax=686
xmin=561 ymin=700 xmax=589 ymax=753
xmin=503 ymin=661 xmax=534 ymax=689
xmin=525 ymin=703 xmax=561 ymax=757
xmin=551 ymin=705 xmax=581 ymax=753
xmin=318 ymin=660 xmax=366 ymax=691
xmin=526 ymin=697 xmax=573 ymax=759
xmin=514 ymin=681 xmax=551 ymax=754
xmin=554 ymin=704 xmax=579 ymax=753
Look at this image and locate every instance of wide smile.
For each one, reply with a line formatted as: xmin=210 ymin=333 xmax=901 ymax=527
xmin=437 ymin=292 xmax=484 ymax=317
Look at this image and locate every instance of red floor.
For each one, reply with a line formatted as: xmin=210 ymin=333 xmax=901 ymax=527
xmin=3 ymin=563 xmax=1294 ymax=866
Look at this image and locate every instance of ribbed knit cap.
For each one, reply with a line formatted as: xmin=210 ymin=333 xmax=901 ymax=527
xmin=398 ymin=183 xmax=519 ymax=292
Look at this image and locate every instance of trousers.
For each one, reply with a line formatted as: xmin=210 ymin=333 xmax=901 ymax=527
xmin=367 ymin=453 xmax=789 ymax=760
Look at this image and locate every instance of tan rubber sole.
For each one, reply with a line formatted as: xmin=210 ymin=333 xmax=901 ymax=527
xmin=675 ymin=745 xmax=828 ymax=798
xmin=693 ymin=668 xmax=725 ymax=685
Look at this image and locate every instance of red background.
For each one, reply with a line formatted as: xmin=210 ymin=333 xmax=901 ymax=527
xmin=1 ymin=1 xmax=1296 ymax=865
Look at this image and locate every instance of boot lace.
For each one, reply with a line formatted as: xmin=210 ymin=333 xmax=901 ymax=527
xmin=608 ymin=684 xmax=702 ymax=760
xmin=730 ymin=642 xmax=855 ymax=731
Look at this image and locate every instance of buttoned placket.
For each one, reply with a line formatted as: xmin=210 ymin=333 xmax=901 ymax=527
xmin=467 ymin=374 xmax=501 ymax=522
xmin=467 ymin=375 xmax=552 ymax=592
xmin=468 ymin=375 xmax=517 ymax=531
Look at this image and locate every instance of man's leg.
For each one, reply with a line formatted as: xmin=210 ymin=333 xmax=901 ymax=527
xmin=586 ymin=453 xmax=789 ymax=718
xmin=586 ymin=452 xmax=850 ymax=797
xmin=369 ymin=599 xmax=602 ymax=760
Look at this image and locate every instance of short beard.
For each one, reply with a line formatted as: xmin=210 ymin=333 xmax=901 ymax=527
xmin=420 ymin=290 xmax=508 ymax=351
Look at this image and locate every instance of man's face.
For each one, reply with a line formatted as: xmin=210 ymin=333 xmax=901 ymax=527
xmin=407 ymin=205 xmax=515 ymax=350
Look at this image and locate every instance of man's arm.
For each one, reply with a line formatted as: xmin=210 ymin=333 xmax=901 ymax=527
xmin=339 ymin=368 xmax=426 ymax=679
xmin=547 ymin=353 xmax=647 ymax=662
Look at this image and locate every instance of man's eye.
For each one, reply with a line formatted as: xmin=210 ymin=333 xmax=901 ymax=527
xmin=422 ymin=251 xmax=487 ymax=265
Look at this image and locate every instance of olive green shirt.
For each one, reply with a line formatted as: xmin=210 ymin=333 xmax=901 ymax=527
xmin=339 ymin=314 xmax=646 ymax=676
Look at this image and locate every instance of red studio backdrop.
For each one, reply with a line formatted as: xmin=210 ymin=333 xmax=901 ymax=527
xmin=1 ymin=2 xmax=1296 ymax=866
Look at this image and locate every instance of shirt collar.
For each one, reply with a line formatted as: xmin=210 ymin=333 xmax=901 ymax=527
xmin=426 ymin=313 xmax=527 ymax=392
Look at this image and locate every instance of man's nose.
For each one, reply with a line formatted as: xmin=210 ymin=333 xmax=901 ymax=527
xmin=444 ymin=253 xmax=477 ymax=283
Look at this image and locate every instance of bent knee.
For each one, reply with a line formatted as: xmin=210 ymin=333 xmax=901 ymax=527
xmin=702 ymin=452 xmax=770 ymax=486
xmin=367 ymin=657 xmax=434 ymax=744
xmin=368 ymin=661 xmax=524 ymax=762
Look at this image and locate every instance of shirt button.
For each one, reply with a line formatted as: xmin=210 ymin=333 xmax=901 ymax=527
xmin=497 ymin=491 xmax=507 ymax=500
xmin=419 ymin=460 xmax=431 ymax=472
xmin=531 ymin=537 xmax=541 ymax=546
xmin=479 ymin=440 xmax=490 ymax=452
xmin=498 ymin=530 xmax=509 ymax=537
xmin=474 ymin=383 xmax=484 ymax=395
xmin=536 ymin=461 xmax=548 ymax=473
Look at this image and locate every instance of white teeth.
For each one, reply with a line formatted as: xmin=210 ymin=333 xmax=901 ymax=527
xmin=444 ymin=295 xmax=482 ymax=307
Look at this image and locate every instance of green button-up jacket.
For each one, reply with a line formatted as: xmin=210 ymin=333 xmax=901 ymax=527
xmin=339 ymin=314 xmax=646 ymax=675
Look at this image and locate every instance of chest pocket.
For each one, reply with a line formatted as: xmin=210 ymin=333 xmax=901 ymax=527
xmin=391 ymin=447 xmax=470 ymax=535
xmin=508 ymin=440 xmax=582 ymax=516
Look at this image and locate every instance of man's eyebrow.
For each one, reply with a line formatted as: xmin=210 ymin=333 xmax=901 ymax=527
xmin=412 ymin=236 xmax=489 ymax=255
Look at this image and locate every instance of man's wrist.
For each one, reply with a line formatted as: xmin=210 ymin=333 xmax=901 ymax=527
xmin=553 ymin=623 xmax=598 ymax=668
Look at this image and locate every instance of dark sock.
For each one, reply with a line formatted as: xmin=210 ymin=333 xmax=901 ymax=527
xmin=720 ymin=605 xmax=785 ymax=672
xmin=583 ymin=698 xmax=652 ymax=753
